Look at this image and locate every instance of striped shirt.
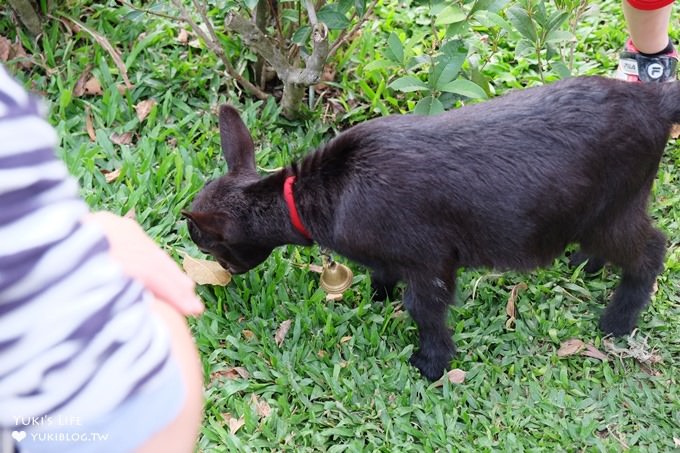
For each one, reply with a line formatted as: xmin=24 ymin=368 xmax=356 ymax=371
xmin=0 ymin=65 xmax=173 ymax=430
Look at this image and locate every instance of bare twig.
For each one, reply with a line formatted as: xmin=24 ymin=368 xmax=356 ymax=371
xmin=57 ymin=13 xmax=133 ymax=89
xmin=265 ymin=0 xmax=284 ymax=47
xmin=305 ymin=0 xmax=318 ymax=25
xmin=116 ymin=0 xmax=181 ymax=21
xmin=171 ymin=0 xmax=268 ymax=100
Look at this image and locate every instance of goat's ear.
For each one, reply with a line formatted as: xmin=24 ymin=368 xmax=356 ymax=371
xmin=218 ymin=105 xmax=256 ymax=175
xmin=182 ymin=210 xmax=225 ymax=239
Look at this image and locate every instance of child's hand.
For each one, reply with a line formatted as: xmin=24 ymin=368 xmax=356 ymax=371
xmin=83 ymin=211 xmax=205 ymax=316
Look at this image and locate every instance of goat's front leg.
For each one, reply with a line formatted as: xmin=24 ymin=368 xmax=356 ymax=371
xmin=404 ymin=276 xmax=456 ymax=381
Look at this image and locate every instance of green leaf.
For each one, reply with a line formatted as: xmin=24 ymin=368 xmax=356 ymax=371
xmin=547 ymin=11 xmax=569 ymax=33
xmin=338 ymin=0 xmax=354 ymax=14
xmin=474 ymin=11 xmax=513 ymax=31
xmin=534 ymin=1 xmax=549 ymax=28
xmin=440 ymin=39 xmax=468 ymax=61
xmin=439 ymin=79 xmax=487 ymax=99
xmin=432 ymin=61 xmax=461 ymax=90
xmin=385 ymin=32 xmax=404 ymax=65
xmin=470 ymin=0 xmax=510 ymax=15
xmin=515 ymin=38 xmax=535 ymax=58
xmin=363 ymin=60 xmax=394 ymax=72
xmin=551 ymin=61 xmax=572 ymax=79
xmin=388 ymin=76 xmax=429 ymax=93
xmin=318 ymin=7 xmax=351 ymax=29
xmin=434 ymin=5 xmax=466 ymax=26
xmin=445 ymin=21 xmax=470 ymax=38
xmin=414 ymin=96 xmax=445 ymax=116
xmin=355 ymin=0 xmax=367 ymax=16
xmin=292 ymin=26 xmax=311 ymax=46
xmin=506 ymin=5 xmax=537 ymax=42
xmin=546 ymin=30 xmax=576 ymax=44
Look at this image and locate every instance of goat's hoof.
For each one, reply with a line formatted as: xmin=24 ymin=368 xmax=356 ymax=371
xmin=409 ymin=350 xmax=450 ymax=381
xmin=599 ymin=313 xmax=637 ymax=337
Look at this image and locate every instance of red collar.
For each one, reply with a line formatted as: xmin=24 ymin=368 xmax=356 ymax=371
xmin=283 ymin=175 xmax=312 ymax=240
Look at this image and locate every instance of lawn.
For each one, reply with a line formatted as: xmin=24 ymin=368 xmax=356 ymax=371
xmin=2 ymin=0 xmax=679 ymax=451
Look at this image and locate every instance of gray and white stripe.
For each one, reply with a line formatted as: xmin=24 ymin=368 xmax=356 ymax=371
xmin=0 ymin=65 xmax=174 ymax=428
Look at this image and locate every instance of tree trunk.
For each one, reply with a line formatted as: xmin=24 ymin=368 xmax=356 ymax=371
xmin=281 ymin=82 xmax=305 ymax=119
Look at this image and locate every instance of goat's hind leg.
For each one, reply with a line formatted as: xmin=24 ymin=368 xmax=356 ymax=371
xmin=569 ymin=250 xmax=606 ymax=274
xmin=592 ymin=220 xmax=666 ymax=336
xmin=371 ymin=267 xmax=400 ymax=302
xmin=404 ymin=276 xmax=456 ymax=381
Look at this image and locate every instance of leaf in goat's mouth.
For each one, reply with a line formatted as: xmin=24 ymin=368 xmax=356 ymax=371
xmin=181 ymin=253 xmax=232 ymax=286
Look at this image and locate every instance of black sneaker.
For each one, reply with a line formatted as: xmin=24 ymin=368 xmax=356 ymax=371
xmin=616 ymin=38 xmax=678 ymax=82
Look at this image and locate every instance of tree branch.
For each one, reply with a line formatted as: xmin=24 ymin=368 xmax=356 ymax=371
xmin=225 ymin=11 xmax=291 ymax=80
xmin=304 ymin=0 xmax=318 ymax=26
xmin=288 ymin=23 xmax=328 ymax=85
xmin=170 ymin=0 xmax=268 ymax=100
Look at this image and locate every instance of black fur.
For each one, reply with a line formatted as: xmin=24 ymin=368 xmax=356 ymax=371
xmin=186 ymin=76 xmax=677 ymax=381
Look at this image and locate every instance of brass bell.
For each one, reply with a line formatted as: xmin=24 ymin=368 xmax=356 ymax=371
xmin=320 ymin=261 xmax=354 ymax=294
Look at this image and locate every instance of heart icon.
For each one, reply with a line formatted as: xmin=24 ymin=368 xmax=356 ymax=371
xmin=11 ymin=431 xmax=26 ymax=442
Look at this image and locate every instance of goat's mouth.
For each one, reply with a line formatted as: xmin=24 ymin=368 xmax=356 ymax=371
xmin=218 ymin=259 xmax=247 ymax=275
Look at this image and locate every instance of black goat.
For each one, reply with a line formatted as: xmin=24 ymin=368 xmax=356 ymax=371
xmin=185 ymin=76 xmax=676 ymax=380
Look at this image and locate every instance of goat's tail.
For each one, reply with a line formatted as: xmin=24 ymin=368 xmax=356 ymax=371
xmin=660 ymin=81 xmax=680 ymax=124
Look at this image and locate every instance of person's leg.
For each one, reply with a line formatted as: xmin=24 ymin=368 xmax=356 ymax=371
xmin=617 ymin=0 xmax=677 ymax=82
xmin=623 ymin=0 xmax=674 ymax=54
xmin=136 ymin=299 xmax=204 ymax=453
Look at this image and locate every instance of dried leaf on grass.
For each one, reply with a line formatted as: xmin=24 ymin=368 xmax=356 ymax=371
xmin=581 ymin=343 xmax=608 ymax=361
xmin=102 ymin=168 xmax=120 ymax=183
xmin=211 ymin=367 xmax=249 ymax=382
xmin=110 ymin=132 xmax=133 ymax=145
xmin=135 ymin=99 xmax=156 ymax=122
xmin=241 ymin=329 xmax=255 ymax=341
xmin=557 ymin=338 xmax=608 ymax=361
xmin=84 ymin=76 xmax=103 ymax=96
xmin=434 ymin=368 xmax=466 ymax=387
xmin=0 ymin=36 xmax=10 ymax=62
xmin=274 ymin=319 xmax=292 ymax=347
xmin=10 ymin=39 xmax=31 ymax=70
xmin=505 ymin=282 xmax=527 ymax=330
xmin=222 ymin=413 xmax=245 ymax=435
xmin=177 ymin=28 xmax=190 ymax=44
xmin=557 ymin=339 xmax=586 ymax=357
xmin=181 ymin=254 xmax=232 ymax=286
xmin=85 ymin=107 xmax=96 ymax=141
xmin=73 ymin=68 xmax=92 ymax=97
xmin=0 ymin=36 xmax=32 ymax=69
xmin=251 ymin=394 xmax=272 ymax=418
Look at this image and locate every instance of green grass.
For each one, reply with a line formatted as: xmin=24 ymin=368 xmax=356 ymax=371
xmin=3 ymin=0 xmax=680 ymax=451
